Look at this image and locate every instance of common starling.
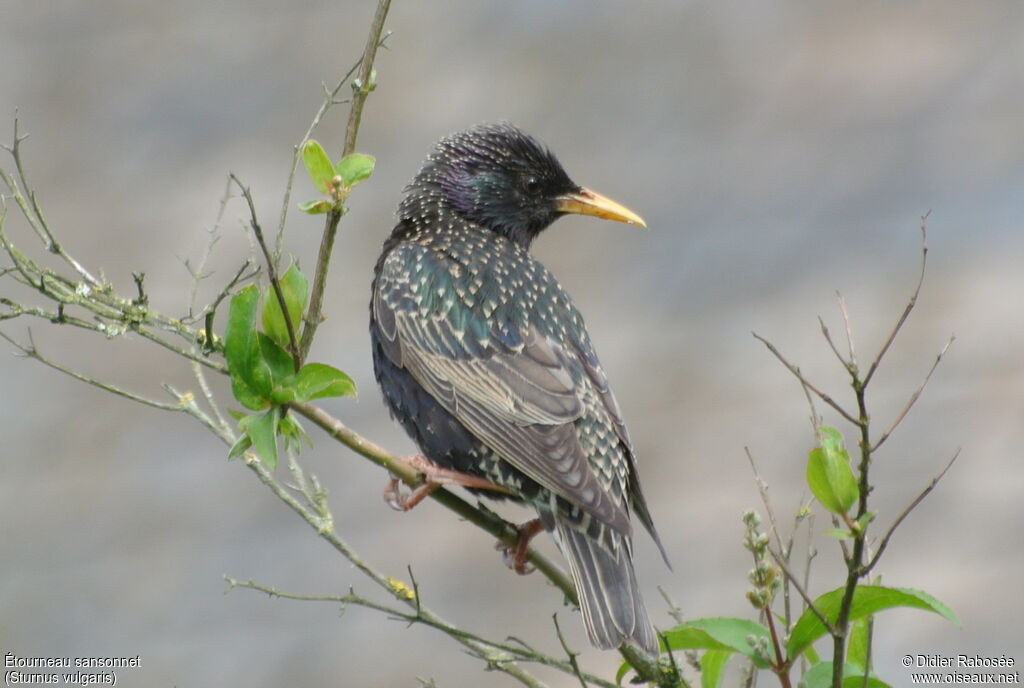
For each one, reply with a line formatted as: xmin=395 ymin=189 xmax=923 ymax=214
xmin=370 ymin=123 xmax=667 ymax=654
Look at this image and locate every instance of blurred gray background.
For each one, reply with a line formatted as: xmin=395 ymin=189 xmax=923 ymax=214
xmin=2 ymin=1 xmax=1022 ymax=686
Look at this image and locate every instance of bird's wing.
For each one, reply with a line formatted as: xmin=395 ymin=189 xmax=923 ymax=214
xmin=374 ymin=246 xmax=631 ymax=536
xmin=574 ymin=330 xmax=671 ymax=566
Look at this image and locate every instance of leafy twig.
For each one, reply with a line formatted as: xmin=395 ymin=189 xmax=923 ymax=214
xmin=298 ymin=0 xmax=392 ymax=362
xmin=231 ymin=173 xmax=301 ymax=372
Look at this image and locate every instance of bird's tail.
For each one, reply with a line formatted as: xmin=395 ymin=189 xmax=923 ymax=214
xmin=555 ymin=519 xmax=658 ymax=655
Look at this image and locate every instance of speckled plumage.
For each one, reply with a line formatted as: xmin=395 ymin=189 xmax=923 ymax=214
xmin=370 ymin=123 xmax=666 ymax=654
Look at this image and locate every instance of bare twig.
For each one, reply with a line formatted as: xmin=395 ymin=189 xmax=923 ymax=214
xmin=837 ymin=292 xmax=857 ymax=369
xmin=763 ymin=608 xmax=791 ymax=688
xmin=1 ymin=330 xmax=181 ymax=413
xmin=818 ymin=315 xmax=849 ymax=371
xmin=861 ymin=450 xmax=959 ymax=575
xmin=2 ymin=120 xmax=100 ymax=286
xmin=862 ymin=216 xmax=929 ymax=388
xmin=745 ymin=448 xmax=786 ymax=556
xmin=871 ymin=335 xmax=955 ymax=452
xmin=752 ymin=332 xmax=860 ymax=425
xmin=552 ymin=614 xmax=589 ymax=688
xmin=767 ymin=547 xmax=837 ymax=637
xmin=657 ymin=586 xmax=685 ymax=625
xmin=223 ymin=577 xmax=620 ymax=688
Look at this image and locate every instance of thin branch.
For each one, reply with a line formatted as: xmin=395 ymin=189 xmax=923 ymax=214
xmin=2 ymin=121 xmax=100 ymax=286
xmin=752 ymin=332 xmax=860 ymax=425
xmin=0 ymin=330 xmax=182 ymax=413
xmin=767 ymin=547 xmax=837 ymax=637
xmin=763 ymin=608 xmax=790 ymax=688
xmin=862 ymin=215 xmax=929 ymax=388
xmin=552 ymin=614 xmax=589 ymax=688
xmin=185 ymin=175 xmax=235 ymax=320
xmin=298 ymin=0 xmax=391 ymax=363
xmin=225 ymin=577 xmax=629 ymax=688
xmin=231 ymin=173 xmax=301 ymax=371
xmin=836 ymin=292 xmax=857 ymax=369
xmin=861 ymin=449 xmax=958 ymax=575
xmin=288 ymin=401 xmax=576 ymax=600
xmin=818 ymin=314 xmax=850 ymax=371
xmin=871 ymin=335 xmax=954 ymax=452
xmin=273 ymin=32 xmax=389 ymax=263
xmin=657 ymin=586 xmax=686 ymax=626
xmin=745 ymin=447 xmax=786 ymax=556
xmin=344 ymin=0 xmax=391 ymax=157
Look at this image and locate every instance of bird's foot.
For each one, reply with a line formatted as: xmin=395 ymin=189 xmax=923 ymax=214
xmin=497 ymin=518 xmax=545 ymax=575
xmin=383 ymin=454 xmax=510 ymax=512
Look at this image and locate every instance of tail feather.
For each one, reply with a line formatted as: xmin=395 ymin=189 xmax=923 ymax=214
xmin=556 ymin=519 xmax=658 ymax=655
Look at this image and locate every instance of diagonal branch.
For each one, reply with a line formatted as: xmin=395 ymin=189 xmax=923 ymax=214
xmin=861 ymin=449 xmax=958 ymax=575
xmin=289 ymin=400 xmax=575 ymax=599
xmin=766 ymin=547 xmax=837 ymax=638
xmin=1 ymin=120 xmax=100 ymax=286
xmin=231 ymin=173 xmax=301 ymax=371
xmin=871 ymin=335 xmax=954 ymax=452
xmin=752 ymin=332 xmax=860 ymax=425
xmin=862 ymin=215 xmax=929 ymax=388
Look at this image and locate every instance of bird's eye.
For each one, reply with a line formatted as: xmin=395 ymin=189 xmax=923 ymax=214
xmin=523 ymin=176 xmax=541 ymax=193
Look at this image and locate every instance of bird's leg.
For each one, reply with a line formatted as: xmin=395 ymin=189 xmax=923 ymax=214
xmin=383 ymin=454 xmax=511 ymax=512
xmin=497 ymin=518 xmax=545 ymax=575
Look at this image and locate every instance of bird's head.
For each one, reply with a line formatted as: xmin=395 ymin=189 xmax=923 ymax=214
xmin=410 ymin=123 xmax=646 ymax=247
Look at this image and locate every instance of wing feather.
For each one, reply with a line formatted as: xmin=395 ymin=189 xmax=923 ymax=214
xmin=374 ymin=247 xmax=631 ymax=536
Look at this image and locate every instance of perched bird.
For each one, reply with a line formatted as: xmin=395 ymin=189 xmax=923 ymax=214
xmin=370 ymin=123 xmax=667 ymax=654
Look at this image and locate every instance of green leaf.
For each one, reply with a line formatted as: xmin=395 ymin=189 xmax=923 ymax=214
xmin=847 ymin=617 xmax=871 ymax=669
xmin=262 ymin=262 xmax=308 ymax=351
xmin=615 ymin=660 xmax=630 ymax=685
xmin=663 ymin=617 xmax=773 ymax=668
xmin=227 ymin=433 xmax=252 ymax=460
xmin=806 ymin=426 xmax=859 ymax=515
xmin=700 ymin=649 xmax=732 ymax=688
xmin=826 ymin=527 xmax=854 ymax=540
xmin=799 ymin=661 xmax=890 ymax=688
xmin=788 ymin=586 xmax=960 ymax=658
xmin=335 ymin=153 xmax=375 ymax=187
xmin=225 ymin=285 xmax=270 ymax=409
xmin=257 ymin=333 xmax=295 ymax=384
xmin=293 ymin=362 xmax=357 ymax=401
xmin=279 ymin=413 xmax=311 ymax=453
xmin=298 ymin=199 xmax=333 ymax=214
xmin=247 ymin=406 xmax=281 ymax=469
xmin=302 ymin=139 xmax=335 ymax=193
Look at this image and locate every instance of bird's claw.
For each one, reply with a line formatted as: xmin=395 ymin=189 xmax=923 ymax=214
xmin=496 ymin=518 xmax=544 ymax=575
xmin=383 ymin=455 xmax=511 ymax=512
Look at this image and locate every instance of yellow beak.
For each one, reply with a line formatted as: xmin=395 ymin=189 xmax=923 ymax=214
xmin=554 ymin=187 xmax=647 ymax=228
